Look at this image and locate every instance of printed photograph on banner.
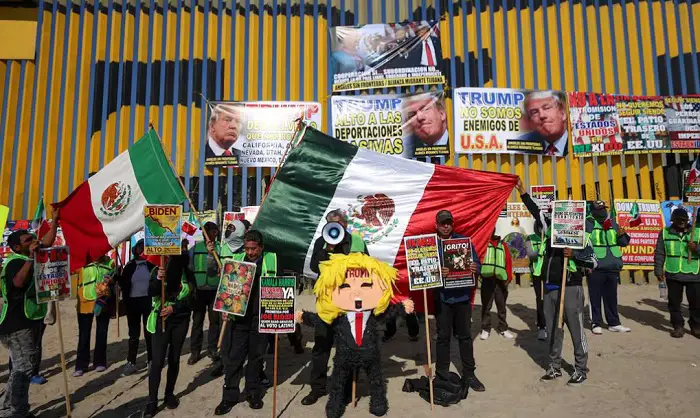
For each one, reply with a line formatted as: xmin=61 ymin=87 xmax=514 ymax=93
xmin=214 ymin=260 xmax=257 ymax=316
xmin=331 ymin=92 xmax=448 ymax=158
xmin=440 ymin=237 xmax=475 ymax=288
xmin=404 ymin=234 xmax=443 ymax=291
xmin=615 ymin=200 xmax=663 ymax=269
xmin=259 ymin=276 xmax=296 ymax=334
xmin=616 ymin=96 xmax=669 ymax=154
xmin=530 ymin=185 xmax=556 ymax=214
xmin=550 ymin=201 xmax=586 ymax=249
xmin=569 ymin=92 xmax=623 ymax=157
xmin=144 ymin=205 xmax=183 ymax=256
xmin=34 ymin=246 xmax=71 ymax=304
xmin=683 ymin=169 xmax=700 ymax=204
xmin=665 ymin=96 xmax=700 ymax=151
xmin=496 ymin=203 xmax=535 ymax=274
xmin=329 ymin=21 xmax=445 ymax=92
xmin=205 ymin=102 xmax=244 ymax=167
xmin=661 ymin=200 xmax=697 ymax=227
xmin=454 ymin=88 xmax=569 ymax=156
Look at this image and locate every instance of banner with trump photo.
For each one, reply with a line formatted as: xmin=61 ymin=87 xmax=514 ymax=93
xmin=453 ymin=88 xmax=570 ymax=156
xmin=205 ymin=101 xmax=322 ymax=167
xmin=331 ymin=91 xmax=449 ymax=158
xmin=329 ymin=20 xmax=445 ymax=92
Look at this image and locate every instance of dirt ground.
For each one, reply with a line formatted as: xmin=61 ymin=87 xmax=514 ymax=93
xmin=2 ymin=284 xmax=699 ymax=418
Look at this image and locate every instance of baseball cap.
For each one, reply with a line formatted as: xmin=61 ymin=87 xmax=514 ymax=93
xmin=436 ymin=210 xmax=453 ymax=223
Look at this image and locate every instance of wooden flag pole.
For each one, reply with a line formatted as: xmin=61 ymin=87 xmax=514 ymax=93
xmin=272 ymin=334 xmax=279 ymax=418
xmin=422 ymin=289 xmax=434 ymax=411
xmin=558 ymin=257 xmax=568 ymax=328
xmin=352 ymin=370 xmax=357 ymax=408
xmin=113 ymin=245 xmax=122 ymax=338
xmin=160 ymin=256 xmax=166 ymax=330
xmin=55 ymin=301 xmax=72 ymax=416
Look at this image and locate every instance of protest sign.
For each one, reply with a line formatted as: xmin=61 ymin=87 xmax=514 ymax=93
xmin=550 ymin=201 xmax=586 ymax=249
xmin=496 ymin=203 xmax=535 ymax=274
xmin=531 ymin=185 xmax=556 ymax=214
xmin=259 ymin=276 xmax=296 ymax=334
xmin=616 ymin=96 xmax=669 ymax=154
xmin=214 ymin=260 xmax=257 ymax=316
xmin=683 ymin=169 xmax=700 ymax=204
xmin=453 ymin=88 xmax=569 ymax=156
xmin=221 ymin=211 xmax=245 ymax=237
xmin=179 ymin=210 xmax=216 ymax=250
xmin=144 ymin=205 xmax=182 ymax=256
xmin=404 ymin=234 xmax=443 ymax=291
xmin=661 ymin=200 xmax=697 ymax=227
xmin=569 ymin=92 xmax=623 ymax=157
xmin=331 ymin=92 xmax=449 ymax=158
xmin=329 ymin=21 xmax=444 ymax=92
xmin=0 ymin=205 xmax=7 ymax=234
xmin=34 ymin=246 xmax=71 ymax=304
xmin=440 ymin=238 xmax=475 ymax=288
xmin=665 ymin=96 xmax=700 ymax=151
xmin=615 ymin=199 xmax=663 ymax=269
xmin=242 ymin=206 xmax=260 ymax=223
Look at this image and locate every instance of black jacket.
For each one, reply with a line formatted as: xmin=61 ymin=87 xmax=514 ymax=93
xmin=309 ymin=234 xmax=370 ymax=276
xmin=148 ymin=254 xmax=195 ymax=319
xmin=116 ymin=259 xmax=157 ymax=301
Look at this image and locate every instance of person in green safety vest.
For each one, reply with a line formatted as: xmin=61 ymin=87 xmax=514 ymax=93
xmin=586 ymin=200 xmax=631 ymax=335
xmin=654 ymin=208 xmax=700 ymax=339
xmin=215 ymin=230 xmax=278 ymax=415
xmin=74 ymin=254 xmax=115 ymax=377
xmin=479 ymin=230 xmax=514 ymax=340
xmin=188 ymin=221 xmax=232 ymax=365
xmin=144 ymin=239 xmax=195 ymax=417
xmin=0 ymin=210 xmax=60 ymax=418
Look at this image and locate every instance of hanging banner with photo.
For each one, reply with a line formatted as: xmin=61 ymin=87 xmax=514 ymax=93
xmin=453 ymin=88 xmax=570 ymax=156
xmin=143 ymin=205 xmax=183 ymax=256
xmin=550 ymin=201 xmax=587 ymax=249
xmin=616 ymin=95 xmax=669 ymax=154
xmin=259 ymin=276 xmax=297 ymax=334
xmin=331 ymin=91 xmax=449 ymax=158
xmin=496 ymin=203 xmax=535 ymax=274
xmin=569 ymin=92 xmax=623 ymax=157
xmin=614 ymin=199 xmax=664 ymax=269
xmin=665 ymin=96 xmax=700 ymax=150
xmin=329 ymin=20 xmax=445 ymax=92
xmin=439 ymin=237 xmax=475 ymax=289
xmin=34 ymin=246 xmax=71 ymax=304
xmin=205 ymin=101 xmax=322 ymax=168
xmin=404 ymin=234 xmax=443 ymax=291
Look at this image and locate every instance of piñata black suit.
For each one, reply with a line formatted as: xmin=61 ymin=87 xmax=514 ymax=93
xmin=299 ymin=303 xmax=406 ymax=418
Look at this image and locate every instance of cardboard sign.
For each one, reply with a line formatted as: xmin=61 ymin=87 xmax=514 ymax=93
xmin=259 ymin=276 xmax=296 ymax=334
xmin=440 ymin=237 xmax=475 ymax=289
xmin=404 ymin=234 xmax=443 ymax=291
xmin=34 ymin=246 xmax=71 ymax=304
xmin=144 ymin=205 xmax=183 ymax=255
xmin=214 ymin=260 xmax=257 ymax=316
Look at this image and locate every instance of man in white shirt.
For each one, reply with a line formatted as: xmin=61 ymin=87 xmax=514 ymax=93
xmin=515 ymin=91 xmax=569 ymax=157
xmin=206 ymin=103 xmax=244 ymax=159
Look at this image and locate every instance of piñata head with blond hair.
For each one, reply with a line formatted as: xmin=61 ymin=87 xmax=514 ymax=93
xmin=313 ymin=253 xmax=397 ymax=324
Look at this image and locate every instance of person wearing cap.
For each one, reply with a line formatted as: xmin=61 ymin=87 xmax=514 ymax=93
xmin=117 ymin=239 xmax=158 ymax=376
xmin=586 ymin=200 xmax=631 ymax=335
xmin=206 ymin=104 xmax=243 ymax=158
xmin=654 ymin=208 xmax=700 ymax=338
xmin=479 ymin=228 xmax=514 ymax=340
xmin=434 ymin=209 xmax=485 ymax=393
xmin=189 ymin=221 xmax=235 ymax=365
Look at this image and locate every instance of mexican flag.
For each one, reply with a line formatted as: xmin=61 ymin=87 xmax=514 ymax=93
xmin=254 ymin=126 xmax=516 ymax=298
xmin=55 ymin=129 xmax=187 ymax=272
xmin=628 ymin=202 xmax=643 ymax=227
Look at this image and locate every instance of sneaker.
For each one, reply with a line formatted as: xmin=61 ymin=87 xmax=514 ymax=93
xmin=540 ymin=368 xmax=562 ymax=381
xmin=479 ymin=330 xmax=490 ymax=340
xmin=537 ymin=329 xmax=547 ymax=341
xmin=94 ymin=365 xmax=107 ymax=373
xmin=30 ymin=375 xmax=47 ymax=385
xmin=567 ymin=370 xmax=587 ymax=386
xmin=609 ymin=325 xmax=631 ymax=333
xmin=499 ymin=330 xmax=515 ymax=339
xmin=671 ymin=327 xmax=685 ymax=338
xmin=592 ymin=326 xmax=603 ymax=335
xmin=165 ymin=394 xmax=180 ymax=409
xmin=144 ymin=401 xmax=158 ymax=418
xmin=187 ymin=353 xmax=202 ymax=365
xmin=463 ymin=374 xmax=485 ymax=392
xmin=121 ymin=362 xmax=138 ymax=377
xmin=72 ymin=370 xmax=84 ymax=377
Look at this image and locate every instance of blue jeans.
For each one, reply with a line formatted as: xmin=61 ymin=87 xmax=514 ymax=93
xmin=0 ymin=325 xmax=41 ymax=417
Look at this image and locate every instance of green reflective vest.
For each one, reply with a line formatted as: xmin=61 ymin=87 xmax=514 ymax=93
xmin=146 ymin=272 xmax=191 ymax=334
xmin=349 ymin=233 xmax=367 ymax=253
xmin=590 ymin=220 xmax=623 ymax=259
xmin=192 ymin=241 xmax=234 ymax=288
xmin=662 ymin=227 xmax=700 ymax=275
xmin=231 ymin=252 xmax=277 ymax=276
xmin=79 ymin=259 xmax=114 ymax=301
xmin=0 ymin=253 xmax=48 ymax=324
xmin=481 ymin=242 xmax=508 ymax=281
xmin=532 ymin=228 xmax=579 ymax=276
xmin=527 ymin=234 xmax=542 ymax=276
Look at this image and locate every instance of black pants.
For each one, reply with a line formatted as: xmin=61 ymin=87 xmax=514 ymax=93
xmin=309 ymin=320 xmax=334 ymax=395
xmin=532 ymin=277 xmax=546 ymax=329
xmin=76 ymin=313 xmax=110 ymax=371
xmin=190 ymin=289 xmax=221 ymax=355
xmin=667 ymin=279 xmax=700 ymax=330
xmin=480 ymin=277 xmax=509 ymax=332
xmin=126 ymin=296 xmax=153 ymax=364
xmin=8 ymin=323 xmax=45 ymax=377
xmin=383 ymin=313 xmax=419 ymax=339
xmin=435 ymin=299 xmax=475 ymax=378
xmin=148 ymin=315 xmax=189 ymax=402
xmin=587 ymin=270 xmax=621 ymax=327
xmin=221 ymin=316 xmax=266 ymax=401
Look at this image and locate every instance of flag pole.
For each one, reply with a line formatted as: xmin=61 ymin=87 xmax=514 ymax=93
xmin=113 ymin=246 xmax=121 ymax=338
xmin=55 ymin=301 xmax=72 ymax=416
xmin=272 ymin=334 xmax=279 ymax=418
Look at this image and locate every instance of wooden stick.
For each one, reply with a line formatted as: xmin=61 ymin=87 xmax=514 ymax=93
xmin=55 ymin=301 xmax=72 ymax=416
xmin=113 ymin=246 xmax=122 ymax=338
xmin=689 ymin=207 xmax=696 ymax=262
xmin=422 ymin=289 xmax=434 ymax=411
xmin=272 ymin=334 xmax=278 ymax=418
xmin=558 ymin=257 xmax=569 ymax=328
xmin=160 ymin=255 xmax=166 ymax=330
xmin=218 ymin=319 xmax=227 ymax=349
xmin=352 ymin=370 xmax=357 ymax=408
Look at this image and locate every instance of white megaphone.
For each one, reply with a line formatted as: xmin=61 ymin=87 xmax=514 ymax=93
xmin=322 ymin=222 xmax=346 ymax=246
